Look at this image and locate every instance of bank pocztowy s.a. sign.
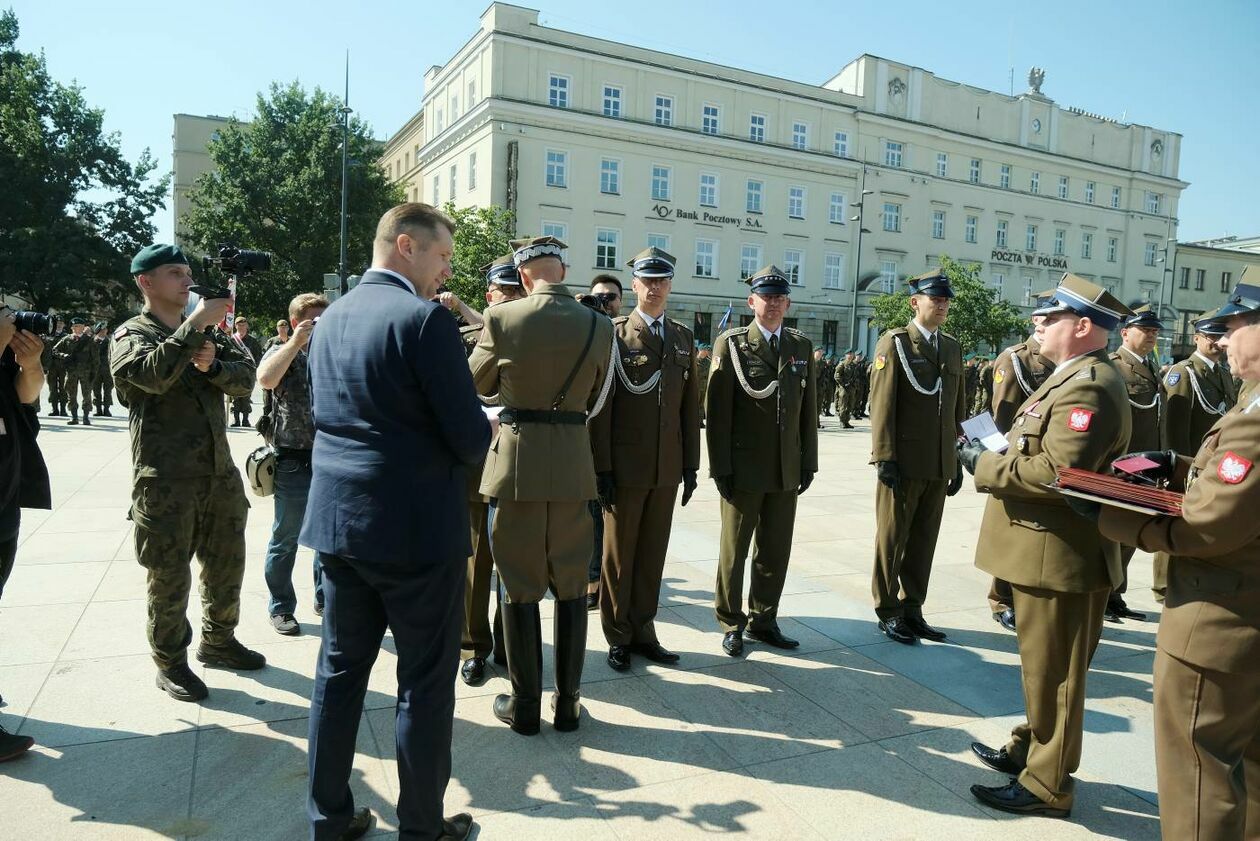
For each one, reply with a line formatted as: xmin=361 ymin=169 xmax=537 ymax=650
xmin=990 ymin=249 xmax=1069 ymax=270
xmin=653 ymin=204 xmax=764 ymax=229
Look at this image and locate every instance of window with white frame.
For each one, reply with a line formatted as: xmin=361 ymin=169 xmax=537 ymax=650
xmin=1144 ymin=242 xmax=1158 ymax=266
xmin=1085 ymin=181 xmax=1095 ymax=203
xmin=435 ymin=108 xmax=444 ymax=134
xmin=600 ymin=158 xmax=620 ymax=195
xmin=823 ymin=252 xmax=845 ymax=289
xmin=545 ymin=149 xmax=567 ymax=188
xmin=1026 ymin=224 xmax=1038 ymax=252
xmin=651 ymin=165 xmax=671 ymax=201
xmin=936 ymin=153 xmax=948 ymax=178
xmin=654 ymin=95 xmax=673 ymax=126
xmin=746 ymin=179 xmax=763 ymax=213
xmin=404 ymin=151 xmax=410 ymax=171
xmin=548 ymin=74 xmax=569 ymax=108
xmin=449 ymin=164 xmax=457 ymax=199
xmin=749 ymin=113 xmax=766 ymax=143
xmin=1030 ymin=172 xmax=1040 ymax=194
xmin=885 ymin=140 xmax=903 ymax=168
xmin=1111 ymin=186 xmax=1121 ymax=208
xmin=879 ymin=260 xmax=898 ymax=292
xmin=932 ymin=210 xmax=945 ymax=239
xmin=1022 ymin=277 xmax=1034 ymax=305
xmin=788 ymin=186 xmax=806 ymax=220
xmin=646 ymin=233 xmax=670 ymax=252
xmin=450 ymin=95 xmax=459 ymax=120
xmin=541 ymin=221 xmax=568 ymax=253
xmin=991 ymin=272 xmax=1005 ymax=298
xmin=1107 ymin=237 xmax=1118 ymax=262
xmin=468 ymin=152 xmax=477 ymax=190
xmin=1145 ymin=192 xmax=1162 ymax=214
xmin=882 ymin=202 xmax=901 ymax=232
xmin=695 ymin=239 xmax=717 ymax=277
xmin=834 ymin=131 xmax=848 ymax=157
xmin=965 ymin=215 xmax=978 ymax=243
xmin=783 ymin=249 xmax=803 ymax=286
xmin=1053 ymin=229 xmax=1065 ymax=256
xmin=1179 ymin=267 xmax=1190 ymax=288
xmin=1081 ymin=232 xmax=1093 ymax=259
xmin=702 ymin=103 xmax=720 ymax=135
xmin=791 ymin=122 xmax=808 ymax=150
xmin=1222 ymin=271 xmax=1233 ymax=293
xmin=969 ymin=158 xmax=981 ymax=183
xmin=996 ymin=219 xmax=1008 ymax=247
xmin=1195 ymin=268 xmax=1205 ymax=290
xmin=739 ymin=244 xmax=762 ymax=279
xmin=1058 ymin=175 xmax=1069 ymax=199
xmin=595 ymin=228 xmax=620 ymax=269
xmin=468 ymin=80 xmax=477 ymax=105
xmin=432 ymin=174 xmax=439 ymax=205
xmin=603 ymin=85 xmax=622 ymax=118
xmin=1000 ymin=164 xmax=1011 ymax=189
xmin=828 ymin=192 xmax=846 ymax=224
xmin=699 ymin=173 xmax=718 ymax=207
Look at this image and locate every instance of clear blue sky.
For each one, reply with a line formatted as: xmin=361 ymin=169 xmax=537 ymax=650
xmin=13 ymin=0 xmax=1259 ymax=245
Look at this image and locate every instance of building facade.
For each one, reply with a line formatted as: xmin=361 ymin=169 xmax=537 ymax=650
xmin=384 ymin=3 xmax=1186 ymax=353
xmin=172 ymin=113 xmax=230 ymax=248
xmin=1167 ymin=239 xmax=1260 ymax=355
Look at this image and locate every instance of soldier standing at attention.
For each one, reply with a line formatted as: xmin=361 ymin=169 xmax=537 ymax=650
xmin=959 ymin=274 xmax=1132 ymax=818
xmin=869 ymin=270 xmax=966 ymax=644
xmin=111 ymin=244 xmax=265 ymax=702
xmin=985 ymin=291 xmax=1055 ymax=632
xmin=813 ymin=349 xmax=827 ymax=427
xmin=706 ymin=266 xmax=817 ymax=657
xmin=590 ymin=248 xmax=699 ymax=671
xmin=56 ymin=318 xmax=97 ymax=425
xmin=1097 ymin=274 xmax=1260 ymax=840
xmin=833 ymin=351 xmax=856 ymax=429
xmin=1103 ymin=304 xmax=1164 ymax=623
xmin=1165 ymin=314 xmax=1235 ymax=455
xmin=92 ymin=322 xmax=113 ymax=417
xmin=44 ymin=317 xmax=67 ymax=416
xmin=469 ymin=236 xmax=613 ymax=735
xmin=227 ymin=316 xmax=262 ymax=427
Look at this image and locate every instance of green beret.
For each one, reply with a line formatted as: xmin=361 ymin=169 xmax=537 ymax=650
xmin=131 ymin=243 xmax=188 ymax=275
xmin=70 ymin=317 xmax=86 ymax=325
xmin=93 ymin=321 xmax=107 ymax=332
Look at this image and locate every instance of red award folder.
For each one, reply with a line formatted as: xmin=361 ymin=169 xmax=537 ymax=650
xmin=1052 ymin=467 xmax=1184 ymax=516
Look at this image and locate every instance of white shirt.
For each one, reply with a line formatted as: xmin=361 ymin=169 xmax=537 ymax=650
xmin=373 ymin=267 xmax=418 ymax=297
xmin=913 ymin=320 xmax=938 ymax=346
xmin=636 ymin=309 xmax=665 ymax=336
xmin=755 ymin=321 xmax=783 ymax=345
xmin=1053 ymin=353 xmax=1087 ymax=375
xmin=1120 ymin=346 xmax=1148 ymax=364
xmin=1192 ymin=350 xmax=1217 ymax=371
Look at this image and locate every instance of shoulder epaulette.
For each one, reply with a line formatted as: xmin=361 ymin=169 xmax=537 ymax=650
xmin=784 ymin=326 xmax=807 ymax=339
xmin=667 ymin=316 xmax=692 ymax=335
xmin=612 ymin=315 xmax=630 ymax=325
xmin=716 ymin=326 xmax=745 ymax=343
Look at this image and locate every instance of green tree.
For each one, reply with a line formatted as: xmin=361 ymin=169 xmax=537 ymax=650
xmin=182 ymin=81 xmax=403 ymax=328
xmin=441 ymin=202 xmax=516 ymax=312
xmin=868 ymin=256 xmax=1028 ymax=353
xmin=0 ymin=10 xmax=168 ymax=322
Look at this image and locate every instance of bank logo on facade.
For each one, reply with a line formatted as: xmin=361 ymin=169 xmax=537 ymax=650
xmin=652 ymin=204 xmax=763 ymax=230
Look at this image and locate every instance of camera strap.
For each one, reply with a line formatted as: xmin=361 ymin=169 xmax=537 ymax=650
xmin=550 ymin=310 xmax=598 ymax=411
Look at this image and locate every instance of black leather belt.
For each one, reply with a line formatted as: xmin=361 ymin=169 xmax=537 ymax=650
xmin=499 ymin=408 xmax=586 ymax=428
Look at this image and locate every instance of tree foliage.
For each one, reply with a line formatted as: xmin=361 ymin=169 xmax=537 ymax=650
xmin=182 ymin=82 xmax=403 ymax=328
xmin=869 ymin=256 xmax=1029 ymax=353
xmin=0 ymin=10 xmax=168 ymax=321
xmin=441 ymin=202 xmax=516 ymax=312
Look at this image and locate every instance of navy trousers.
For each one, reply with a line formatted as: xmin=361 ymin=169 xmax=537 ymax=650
xmin=307 ymin=551 xmax=464 ymax=841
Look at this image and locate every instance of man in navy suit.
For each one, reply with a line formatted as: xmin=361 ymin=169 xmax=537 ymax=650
xmin=302 ymin=203 xmax=491 ymax=841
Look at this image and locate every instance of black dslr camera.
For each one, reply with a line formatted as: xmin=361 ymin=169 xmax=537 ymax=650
xmin=10 ymin=310 xmax=54 ymax=334
xmin=202 ymin=244 xmax=272 ymax=277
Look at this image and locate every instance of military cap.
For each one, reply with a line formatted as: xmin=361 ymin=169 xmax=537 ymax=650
xmin=626 ymin=246 xmax=675 ymax=278
xmin=480 ymin=254 xmax=521 ymax=286
xmin=1033 ymin=287 xmax=1057 ymax=307
xmin=130 ymin=243 xmax=189 ymax=275
xmin=1194 ymin=307 xmax=1228 ymax=338
xmin=93 ymin=321 xmax=107 ymax=332
xmin=70 ymin=317 xmax=86 ymax=326
xmin=906 ymin=268 xmax=954 ymax=298
xmin=746 ymin=265 xmax=792 ymax=296
xmin=1215 ymin=266 xmax=1260 ymax=320
xmin=509 ymin=235 xmax=566 ymax=267
xmin=1122 ymin=303 xmax=1163 ymax=330
xmin=1031 ymin=272 xmax=1133 ymax=330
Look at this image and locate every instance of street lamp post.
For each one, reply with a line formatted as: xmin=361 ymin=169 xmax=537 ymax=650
xmin=847 ymin=171 xmax=874 ymax=354
xmin=338 ymin=52 xmax=352 ymax=295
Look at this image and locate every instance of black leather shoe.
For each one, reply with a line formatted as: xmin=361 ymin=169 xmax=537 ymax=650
xmin=585 ymin=591 xmax=599 ymax=611
xmin=460 ymin=657 xmax=486 ymax=686
xmin=721 ymin=630 xmax=744 ymax=657
xmin=0 ymin=725 xmax=35 ymax=762
xmin=993 ymin=609 xmax=1017 ymax=632
xmin=904 ymin=616 xmax=947 ymax=642
xmin=607 ymin=645 xmax=631 ymax=671
xmin=630 ymin=641 xmax=680 ymax=664
xmin=335 ymin=807 xmax=374 ymax=840
xmin=156 ymin=664 xmax=208 ymax=702
xmin=439 ymin=812 xmax=475 ymax=840
xmin=878 ymin=617 xmax=916 ymax=645
xmin=745 ymin=626 xmax=800 ymax=649
xmin=1106 ymin=597 xmax=1146 ymax=622
xmin=196 ymin=638 xmax=266 ymax=671
xmin=970 ymin=741 xmax=1025 ymax=774
xmin=970 ymin=780 xmax=1069 ymax=818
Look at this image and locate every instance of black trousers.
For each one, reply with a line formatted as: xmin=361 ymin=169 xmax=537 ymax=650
xmin=0 ymin=502 xmax=19 ymax=601
xmin=307 ymin=551 xmax=464 ymax=841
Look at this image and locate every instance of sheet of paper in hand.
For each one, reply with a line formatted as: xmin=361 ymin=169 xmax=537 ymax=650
xmin=960 ymin=412 xmax=1009 ymax=453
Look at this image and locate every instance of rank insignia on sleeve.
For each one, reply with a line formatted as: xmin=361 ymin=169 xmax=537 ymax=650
xmin=1165 ymin=372 xmax=1181 ymax=386
xmin=1067 ymin=407 xmax=1093 ymax=431
xmin=994 ymin=369 xmax=1005 ymax=384
xmin=112 ymin=326 xmax=129 ymax=339
xmin=711 ymin=355 xmax=722 ymax=371
xmin=875 ymin=355 xmax=887 ymax=371
xmin=1218 ymin=451 xmax=1253 ymax=484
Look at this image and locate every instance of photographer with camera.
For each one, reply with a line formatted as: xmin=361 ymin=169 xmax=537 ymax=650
xmin=255 ymin=293 xmax=328 ymax=636
xmin=111 ymin=244 xmax=265 ymax=703
xmin=0 ymin=304 xmax=51 ymax=761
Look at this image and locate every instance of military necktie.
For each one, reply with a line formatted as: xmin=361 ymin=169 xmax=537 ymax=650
xmin=652 ymin=320 xmax=662 ymax=341
xmin=770 ymin=334 xmax=779 ymax=357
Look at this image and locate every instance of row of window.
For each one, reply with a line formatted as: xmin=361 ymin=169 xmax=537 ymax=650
xmin=430 ymin=80 xmax=478 ymax=137
xmin=1178 ymin=267 xmax=1236 ymax=293
xmin=423 ymin=152 xmax=479 ymax=206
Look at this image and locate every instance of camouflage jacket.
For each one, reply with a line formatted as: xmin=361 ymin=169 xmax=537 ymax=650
xmin=110 ymin=310 xmax=256 ymax=478
xmin=54 ymin=332 xmax=98 ymax=375
xmin=95 ymin=337 xmax=111 ymax=373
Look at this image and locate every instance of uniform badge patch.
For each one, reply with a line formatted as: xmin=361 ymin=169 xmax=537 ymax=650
xmin=1067 ymin=407 xmax=1094 ymax=431
xmin=711 ymin=355 xmax=722 ymax=371
xmin=994 ymin=369 xmax=1005 ymax=384
xmin=1166 ymin=372 xmax=1181 ymax=386
xmin=875 ymin=355 xmax=887 ymax=370
xmin=1218 ymin=452 xmax=1253 ymax=484
xmin=112 ymin=326 xmax=129 ymax=340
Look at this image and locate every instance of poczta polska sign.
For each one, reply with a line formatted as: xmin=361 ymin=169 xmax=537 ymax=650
xmin=652 ymin=204 xmax=764 ymax=230
xmin=990 ymin=249 xmax=1068 ymax=270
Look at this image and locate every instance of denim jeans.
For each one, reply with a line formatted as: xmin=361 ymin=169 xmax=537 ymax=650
xmin=263 ymin=451 xmax=322 ymax=616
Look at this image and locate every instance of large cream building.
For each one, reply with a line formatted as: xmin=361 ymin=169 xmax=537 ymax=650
xmin=172 ymin=114 xmax=231 ymax=248
xmin=1166 ymin=237 xmax=1260 ymax=355
xmin=383 ymin=3 xmax=1186 ymax=353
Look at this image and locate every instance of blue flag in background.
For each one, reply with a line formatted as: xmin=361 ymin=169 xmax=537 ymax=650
xmin=717 ymin=303 xmax=733 ymax=330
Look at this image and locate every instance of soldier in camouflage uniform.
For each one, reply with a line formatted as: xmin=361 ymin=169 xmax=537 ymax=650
xmin=92 ymin=322 xmax=114 ymax=417
xmin=111 ymin=244 xmax=266 ymax=703
xmin=54 ymin=318 xmax=97 ymax=425
xmin=227 ymin=316 xmax=263 ymax=427
xmin=43 ymin=318 xmax=67 ymax=416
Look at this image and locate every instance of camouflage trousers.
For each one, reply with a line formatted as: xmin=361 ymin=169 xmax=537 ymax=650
xmin=131 ymin=472 xmax=250 ymax=669
xmin=93 ymin=370 xmax=113 ymax=408
xmin=64 ymin=371 xmax=94 ymax=413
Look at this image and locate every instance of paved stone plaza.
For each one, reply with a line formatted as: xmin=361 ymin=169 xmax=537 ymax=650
xmin=0 ymin=396 xmax=1162 ymax=840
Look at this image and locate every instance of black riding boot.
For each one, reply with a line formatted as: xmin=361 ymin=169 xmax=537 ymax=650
xmin=490 ymin=574 xmax=506 ymax=666
xmin=493 ymin=601 xmax=542 ymax=735
xmin=552 ymin=597 xmax=587 ymax=732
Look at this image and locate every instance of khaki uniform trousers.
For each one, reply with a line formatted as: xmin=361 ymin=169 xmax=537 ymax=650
xmin=1152 ymin=552 xmax=1169 ymax=603
xmin=987 ymin=577 xmax=1013 ymax=614
xmin=600 ymin=485 xmax=678 ymax=646
xmin=487 ymin=499 xmax=589 ymax=604
xmin=462 ymin=500 xmax=495 ymax=658
xmin=715 ymin=489 xmax=797 ymax=634
xmin=872 ymin=478 xmax=947 ymax=620
xmin=1154 ymin=649 xmax=1260 ymax=840
xmin=1114 ymin=545 xmax=1138 ymax=596
xmin=1005 ymin=584 xmax=1109 ymax=811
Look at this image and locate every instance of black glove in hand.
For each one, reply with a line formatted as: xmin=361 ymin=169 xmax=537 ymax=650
xmin=1112 ymin=450 xmax=1177 ymax=482
xmin=1064 ymin=495 xmax=1102 ymax=522
xmin=798 ymin=471 xmax=815 ymax=496
xmin=596 ymin=472 xmax=616 ymax=512
xmin=957 ymin=438 xmax=986 ymax=476
xmin=713 ymin=475 xmax=734 ymax=502
xmin=876 ymin=461 xmax=900 ymax=493
xmin=946 ymin=460 xmax=963 ymax=497
xmin=681 ymin=469 xmax=698 ymax=506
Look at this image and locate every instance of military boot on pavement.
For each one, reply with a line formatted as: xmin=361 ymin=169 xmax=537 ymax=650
xmin=196 ymin=637 xmax=266 ymax=671
xmin=156 ymin=663 xmax=209 ymax=702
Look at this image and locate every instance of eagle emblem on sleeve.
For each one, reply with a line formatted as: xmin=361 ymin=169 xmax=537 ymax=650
xmin=1218 ymin=452 xmax=1253 ymax=484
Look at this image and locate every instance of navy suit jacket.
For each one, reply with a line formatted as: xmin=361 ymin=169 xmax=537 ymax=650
xmin=299 ymin=270 xmax=492 ymax=566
